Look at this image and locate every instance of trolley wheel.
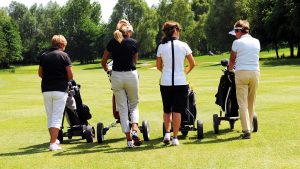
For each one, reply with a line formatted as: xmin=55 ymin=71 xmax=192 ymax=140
xmin=181 ymin=130 xmax=189 ymax=136
xmin=97 ymin=122 xmax=104 ymax=143
xmin=58 ymin=129 xmax=63 ymax=143
xmin=253 ymin=112 xmax=258 ymax=132
xmin=142 ymin=120 xmax=150 ymax=141
xmin=229 ymin=120 xmax=235 ymax=130
xmin=85 ymin=126 xmax=94 ymax=143
xmin=213 ymin=114 xmax=219 ymax=134
xmin=197 ymin=120 xmax=204 ymax=139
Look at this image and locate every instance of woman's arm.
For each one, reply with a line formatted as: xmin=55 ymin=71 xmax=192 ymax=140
xmin=66 ymin=66 xmax=73 ymax=80
xmin=134 ymin=52 xmax=138 ymax=64
xmin=229 ymin=50 xmax=237 ymax=70
xmin=156 ymin=57 xmax=162 ymax=72
xmin=38 ymin=66 xmax=43 ymax=78
xmin=186 ymin=53 xmax=195 ymax=74
xmin=101 ymin=50 xmax=110 ymax=72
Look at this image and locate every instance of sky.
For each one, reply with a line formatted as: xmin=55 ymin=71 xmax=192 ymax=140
xmin=0 ymin=0 xmax=160 ymax=23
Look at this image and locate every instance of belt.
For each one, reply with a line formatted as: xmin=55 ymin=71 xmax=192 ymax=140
xmin=113 ymin=68 xmax=136 ymax=72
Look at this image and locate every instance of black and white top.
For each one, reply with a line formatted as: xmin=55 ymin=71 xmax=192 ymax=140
xmin=156 ymin=40 xmax=192 ymax=86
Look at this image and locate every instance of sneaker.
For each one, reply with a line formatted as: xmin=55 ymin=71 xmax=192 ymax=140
xmin=241 ymin=132 xmax=251 ymax=139
xmin=127 ymin=140 xmax=134 ymax=148
xmin=55 ymin=139 xmax=60 ymax=145
xmin=131 ymin=130 xmax=142 ymax=146
xmin=163 ymin=133 xmax=171 ymax=145
xmin=172 ymin=138 xmax=179 ymax=146
xmin=49 ymin=143 xmax=62 ymax=151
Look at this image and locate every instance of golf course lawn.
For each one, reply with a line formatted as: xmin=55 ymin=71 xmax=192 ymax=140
xmin=0 ymin=49 xmax=299 ymax=169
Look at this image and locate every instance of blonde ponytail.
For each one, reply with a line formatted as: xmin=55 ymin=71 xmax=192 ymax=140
xmin=114 ymin=30 xmax=124 ymax=43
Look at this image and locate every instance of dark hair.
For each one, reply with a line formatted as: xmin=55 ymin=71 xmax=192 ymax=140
xmin=161 ymin=21 xmax=181 ymax=44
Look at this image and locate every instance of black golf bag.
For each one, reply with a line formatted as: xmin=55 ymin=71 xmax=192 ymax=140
xmin=58 ymin=80 xmax=95 ymax=143
xmin=215 ymin=70 xmax=239 ymax=117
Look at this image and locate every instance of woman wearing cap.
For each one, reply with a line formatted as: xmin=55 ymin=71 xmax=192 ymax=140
xmin=101 ymin=22 xmax=141 ymax=148
xmin=156 ymin=21 xmax=196 ymax=146
xmin=38 ymin=35 xmax=73 ymax=151
xmin=228 ymin=20 xmax=260 ymax=139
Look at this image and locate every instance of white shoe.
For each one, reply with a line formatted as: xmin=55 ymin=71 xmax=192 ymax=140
xmin=172 ymin=138 xmax=179 ymax=146
xmin=56 ymin=139 xmax=60 ymax=145
xmin=127 ymin=140 xmax=134 ymax=148
xmin=163 ymin=133 xmax=171 ymax=144
xmin=49 ymin=143 xmax=62 ymax=151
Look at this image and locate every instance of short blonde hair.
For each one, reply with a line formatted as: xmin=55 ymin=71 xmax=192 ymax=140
xmin=234 ymin=20 xmax=250 ymax=33
xmin=51 ymin=35 xmax=67 ymax=48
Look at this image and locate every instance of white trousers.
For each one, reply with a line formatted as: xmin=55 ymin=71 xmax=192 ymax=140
xmin=111 ymin=70 xmax=139 ymax=133
xmin=43 ymin=91 xmax=68 ymax=128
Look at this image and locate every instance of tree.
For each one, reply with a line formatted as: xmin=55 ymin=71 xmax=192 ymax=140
xmin=0 ymin=9 xmax=22 ymax=68
xmin=108 ymin=0 xmax=158 ymax=57
xmin=204 ymin=0 xmax=253 ymax=52
xmin=62 ymin=0 xmax=105 ymax=64
xmin=157 ymin=0 xmax=195 ymax=47
xmin=190 ymin=0 xmax=209 ymax=55
xmin=191 ymin=0 xmax=209 ymax=22
xmin=135 ymin=8 xmax=159 ymax=57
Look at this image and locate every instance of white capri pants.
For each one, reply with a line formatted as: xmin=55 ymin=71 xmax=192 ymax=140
xmin=43 ymin=91 xmax=68 ymax=128
xmin=111 ymin=70 xmax=139 ymax=133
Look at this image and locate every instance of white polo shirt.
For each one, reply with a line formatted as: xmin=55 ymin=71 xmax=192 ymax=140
xmin=232 ymin=34 xmax=260 ymax=71
xmin=156 ymin=40 xmax=192 ymax=86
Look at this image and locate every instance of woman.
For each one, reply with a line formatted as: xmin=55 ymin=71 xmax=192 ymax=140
xmin=228 ymin=20 xmax=260 ymax=139
xmin=38 ymin=35 xmax=73 ymax=151
xmin=101 ymin=22 xmax=141 ymax=148
xmin=156 ymin=21 xmax=196 ymax=146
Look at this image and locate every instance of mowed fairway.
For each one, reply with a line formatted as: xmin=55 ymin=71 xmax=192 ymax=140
xmin=0 ymin=50 xmax=299 ymax=169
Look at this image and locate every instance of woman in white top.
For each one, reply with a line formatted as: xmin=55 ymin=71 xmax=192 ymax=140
xmin=156 ymin=21 xmax=196 ymax=146
xmin=228 ymin=20 xmax=260 ymax=139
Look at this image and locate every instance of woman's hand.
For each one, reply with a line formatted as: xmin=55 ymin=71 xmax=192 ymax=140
xmin=101 ymin=50 xmax=110 ymax=72
xmin=186 ymin=53 xmax=195 ymax=74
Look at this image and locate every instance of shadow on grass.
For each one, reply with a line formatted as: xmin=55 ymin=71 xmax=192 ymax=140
xmin=0 ymin=142 xmax=50 ymax=156
xmin=261 ymin=57 xmax=300 ymax=67
xmin=183 ymin=129 xmax=242 ymax=145
xmin=53 ymin=137 xmax=168 ymax=156
xmin=0 ymin=129 xmax=242 ymax=157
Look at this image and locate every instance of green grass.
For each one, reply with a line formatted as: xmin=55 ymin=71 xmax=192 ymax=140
xmin=0 ymin=49 xmax=299 ymax=169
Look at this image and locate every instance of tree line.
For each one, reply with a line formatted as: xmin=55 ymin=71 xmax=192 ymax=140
xmin=0 ymin=0 xmax=299 ymax=68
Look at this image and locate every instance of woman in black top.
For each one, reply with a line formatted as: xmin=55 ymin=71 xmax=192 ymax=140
xmin=38 ymin=35 xmax=73 ymax=151
xmin=101 ymin=22 xmax=141 ymax=148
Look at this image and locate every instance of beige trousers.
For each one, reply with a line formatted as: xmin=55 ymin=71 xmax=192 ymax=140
xmin=235 ymin=70 xmax=260 ymax=133
xmin=111 ymin=70 xmax=139 ymax=133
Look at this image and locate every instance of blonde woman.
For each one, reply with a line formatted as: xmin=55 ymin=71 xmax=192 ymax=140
xmin=38 ymin=35 xmax=73 ymax=151
xmin=101 ymin=22 xmax=141 ymax=148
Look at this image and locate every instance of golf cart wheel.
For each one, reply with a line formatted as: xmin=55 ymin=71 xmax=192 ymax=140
xmin=253 ymin=112 xmax=258 ymax=132
xmin=85 ymin=126 xmax=94 ymax=143
xmin=197 ymin=120 xmax=204 ymax=139
xmin=58 ymin=129 xmax=63 ymax=143
xmin=97 ymin=122 xmax=104 ymax=143
xmin=213 ymin=114 xmax=219 ymax=134
xmin=181 ymin=130 xmax=189 ymax=136
xmin=229 ymin=120 xmax=235 ymax=130
xmin=142 ymin=120 xmax=150 ymax=141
